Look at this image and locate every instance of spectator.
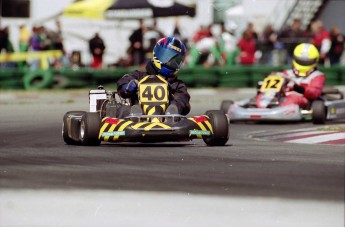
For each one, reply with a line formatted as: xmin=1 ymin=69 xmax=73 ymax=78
xmin=70 ymin=51 xmax=85 ymax=69
xmin=17 ymin=24 xmax=31 ymax=68
xmin=88 ymin=32 xmax=106 ymax=69
xmin=39 ymin=26 xmax=53 ymax=51
xmin=279 ymin=18 xmax=308 ymax=63
xmin=192 ymin=25 xmax=213 ymax=43
xmin=49 ymin=20 xmax=68 ymax=68
xmin=310 ymin=20 xmax=331 ymax=65
xmin=213 ymin=22 xmax=238 ymax=66
xmin=0 ymin=26 xmax=15 ymax=68
xmin=188 ymin=24 xmax=216 ymax=67
xmin=143 ymin=19 xmax=164 ymax=61
xmin=171 ymin=18 xmax=188 ymax=48
xmin=258 ymin=24 xmax=278 ymax=65
xmin=245 ymin=22 xmax=258 ymax=41
xmin=237 ymin=30 xmax=256 ymax=65
xmin=128 ymin=19 xmax=146 ymax=66
xmin=19 ymin=25 xmax=30 ymax=52
xmin=29 ymin=26 xmax=42 ymax=51
xmin=28 ymin=26 xmax=43 ymax=70
xmin=49 ymin=20 xmax=64 ymax=52
xmin=328 ymin=25 xmax=344 ymax=65
xmin=0 ymin=26 xmax=14 ymax=53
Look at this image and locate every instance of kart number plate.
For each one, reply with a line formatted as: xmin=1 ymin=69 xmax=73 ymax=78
xmin=139 ymin=83 xmax=168 ymax=104
xmin=260 ymin=75 xmax=284 ymax=92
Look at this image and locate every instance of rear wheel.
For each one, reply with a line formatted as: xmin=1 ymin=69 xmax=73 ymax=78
xmin=203 ymin=110 xmax=229 ymax=146
xmin=220 ymin=100 xmax=233 ymax=114
xmin=80 ymin=112 xmax=101 ymax=146
xmin=312 ymin=100 xmax=326 ymax=124
xmin=62 ymin=111 xmax=85 ymax=145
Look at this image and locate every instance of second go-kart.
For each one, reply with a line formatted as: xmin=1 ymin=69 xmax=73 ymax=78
xmin=63 ymin=75 xmax=230 ymax=146
xmin=221 ymin=74 xmax=345 ymax=124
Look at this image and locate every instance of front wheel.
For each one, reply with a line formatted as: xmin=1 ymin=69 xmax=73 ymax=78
xmin=312 ymin=100 xmax=326 ymax=124
xmin=203 ymin=110 xmax=229 ymax=146
xmin=80 ymin=112 xmax=101 ymax=146
xmin=62 ymin=111 xmax=85 ymax=145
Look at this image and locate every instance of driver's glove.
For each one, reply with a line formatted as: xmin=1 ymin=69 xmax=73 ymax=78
xmin=293 ymin=84 xmax=305 ymax=94
xmin=123 ymin=79 xmax=138 ymax=94
xmin=285 ymin=79 xmax=295 ymax=92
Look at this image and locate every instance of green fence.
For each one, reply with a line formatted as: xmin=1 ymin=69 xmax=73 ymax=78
xmin=0 ymin=65 xmax=344 ymax=90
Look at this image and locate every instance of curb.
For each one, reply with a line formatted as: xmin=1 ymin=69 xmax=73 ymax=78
xmin=250 ymin=125 xmax=345 ymax=145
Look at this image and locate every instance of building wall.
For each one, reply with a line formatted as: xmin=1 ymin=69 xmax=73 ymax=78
xmin=319 ymin=0 xmax=345 ymax=33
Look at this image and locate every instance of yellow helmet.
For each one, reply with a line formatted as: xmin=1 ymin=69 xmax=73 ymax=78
xmin=292 ymin=43 xmax=319 ymax=77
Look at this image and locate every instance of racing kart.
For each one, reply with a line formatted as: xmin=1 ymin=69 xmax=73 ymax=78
xmin=221 ymin=74 xmax=345 ymax=124
xmin=63 ymin=75 xmax=229 ymax=146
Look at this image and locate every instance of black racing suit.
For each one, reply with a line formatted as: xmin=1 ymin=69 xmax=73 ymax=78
xmin=117 ymin=62 xmax=191 ymax=115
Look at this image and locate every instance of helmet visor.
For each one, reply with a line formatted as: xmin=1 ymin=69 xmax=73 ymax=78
xmin=154 ymin=45 xmax=184 ymax=69
xmin=292 ymin=60 xmax=314 ymax=77
xmin=166 ymin=55 xmax=184 ymax=70
xmin=293 ymin=55 xmax=318 ymax=66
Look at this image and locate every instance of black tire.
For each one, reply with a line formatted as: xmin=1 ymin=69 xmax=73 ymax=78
xmin=62 ymin=111 xmax=85 ymax=145
xmin=80 ymin=112 xmax=101 ymax=146
xmin=220 ymin=100 xmax=234 ymax=114
xmin=203 ymin=110 xmax=229 ymax=146
xmin=312 ymin=100 xmax=327 ymax=124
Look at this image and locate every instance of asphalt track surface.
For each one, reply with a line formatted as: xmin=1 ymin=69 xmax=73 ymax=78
xmin=0 ymin=88 xmax=344 ymax=226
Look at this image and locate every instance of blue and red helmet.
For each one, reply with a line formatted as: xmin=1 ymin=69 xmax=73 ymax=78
xmin=152 ymin=37 xmax=186 ymax=78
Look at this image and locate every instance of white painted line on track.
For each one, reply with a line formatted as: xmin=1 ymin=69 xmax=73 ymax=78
xmin=286 ymin=132 xmax=345 ymax=144
xmin=252 ymin=127 xmax=318 ymax=138
xmin=0 ymin=189 xmax=343 ymax=227
xmin=259 ymin=130 xmax=336 ymax=140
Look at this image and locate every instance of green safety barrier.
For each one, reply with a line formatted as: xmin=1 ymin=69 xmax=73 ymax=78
xmin=0 ymin=65 xmax=344 ymax=90
xmin=23 ymin=70 xmax=54 ymax=90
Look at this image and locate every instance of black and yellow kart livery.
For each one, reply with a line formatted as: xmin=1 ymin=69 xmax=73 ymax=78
xmin=62 ymin=75 xmax=229 ymax=146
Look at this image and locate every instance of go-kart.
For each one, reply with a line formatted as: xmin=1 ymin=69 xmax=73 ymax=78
xmin=63 ymin=75 xmax=229 ymax=146
xmin=221 ymin=74 xmax=345 ymax=124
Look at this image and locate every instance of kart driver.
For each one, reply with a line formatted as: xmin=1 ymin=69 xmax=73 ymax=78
xmin=257 ymin=43 xmax=325 ymax=108
xmin=117 ymin=37 xmax=191 ymax=115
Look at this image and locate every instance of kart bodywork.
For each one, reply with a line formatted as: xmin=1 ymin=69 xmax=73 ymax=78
xmin=63 ymin=75 xmax=230 ymax=146
xmin=221 ymin=74 xmax=345 ymax=124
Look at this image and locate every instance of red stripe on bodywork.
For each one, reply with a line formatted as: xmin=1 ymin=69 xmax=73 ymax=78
xmin=105 ymin=118 xmax=120 ymax=125
xmin=194 ymin=116 xmax=207 ymax=123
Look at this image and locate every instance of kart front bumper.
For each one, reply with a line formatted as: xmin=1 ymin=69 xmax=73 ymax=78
xmin=98 ymin=116 xmax=214 ymax=143
xmin=229 ymin=105 xmax=303 ymax=121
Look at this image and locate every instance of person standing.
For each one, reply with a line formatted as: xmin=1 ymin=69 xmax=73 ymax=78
xmin=329 ymin=25 xmax=344 ymax=65
xmin=237 ymin=30 xmax=256 ymax=65
xmin=88 ymin=32 xmax=106 ymax=69
xmin=258 ymin=24 xmax=278 ymax=65
xmin=19 ymin=25 xmax=30 ymax=52
xmin=310 ymin=20 xmax=331 ymax=65
xmin=128 ymin=19 xmax=146 ymax=66
xmin=278 ymin=18 xmax=308 ymax=64
xmin=143 ymin=19 xmax=164 ymax=61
